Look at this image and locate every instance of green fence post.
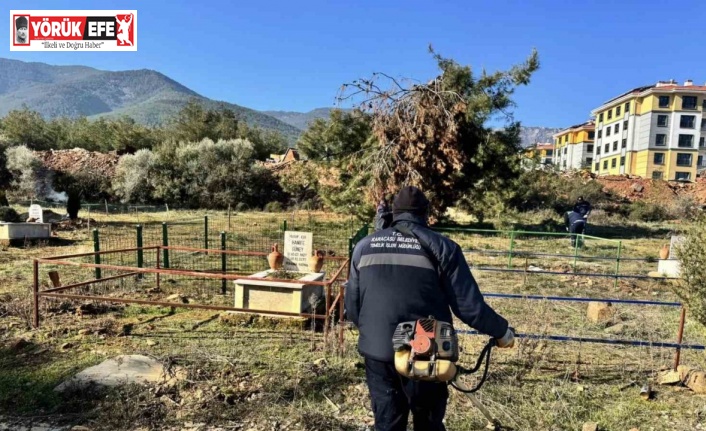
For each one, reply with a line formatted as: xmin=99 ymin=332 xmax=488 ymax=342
xmin=507 ymin=231 xmax=516 ymax=269
xmin=162 ymin=222 xmax=170 ymax=269
xmin=221 ymin=231 xmax=227 ymax=295
xmin=283 ymin=220 xmax=288 ymax=232
xmin=348 ymin=237 xmax=353 ymax=260
xmin=204 ymin=216 xmax=209 ymax=252
xmin=614 ymin=241 xmax=622 ymax=288
xmin=93 ymin=228 xmax=101 ymax=280
xmin=136 ymin=224 xmax=143 ymax=279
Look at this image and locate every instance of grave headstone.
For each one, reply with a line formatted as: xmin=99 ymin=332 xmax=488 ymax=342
xmin=283 ymin=231 xmax=313 ymax=272
xmin=668 ymin=235 xmax=685 ymax=259
xmin=28 ymin=204 xmax=43 ymax=223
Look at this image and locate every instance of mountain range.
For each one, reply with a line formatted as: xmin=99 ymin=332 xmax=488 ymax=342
xmin=0 ymin=58 xmax=557 ymax=147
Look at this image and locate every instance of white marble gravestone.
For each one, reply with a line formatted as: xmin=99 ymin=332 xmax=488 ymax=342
xmin=283 ymin=230 xmax=313 ymax=272
xmin=28 ymin=204 xmax=43 ymax=223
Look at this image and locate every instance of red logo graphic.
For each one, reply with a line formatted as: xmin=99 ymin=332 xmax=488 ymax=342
xmin=115 ymin=13 xmax=134 ymax=46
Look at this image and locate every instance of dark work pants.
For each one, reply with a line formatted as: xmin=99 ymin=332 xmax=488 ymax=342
xmin=364 ymin=357 xmax=448 ymax=431
xmin=569 ymin=221 xmax=585 ymax=246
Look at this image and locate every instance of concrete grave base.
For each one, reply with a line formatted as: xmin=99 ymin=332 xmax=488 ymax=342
xmin=234 ymin=269 xmax=325 ymax=316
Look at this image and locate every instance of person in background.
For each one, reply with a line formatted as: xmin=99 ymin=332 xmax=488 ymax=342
xmin=573 ymin=196 xmax=592 ymax=219
xmin=373 ymin=194 xmax=393 ymax=231
xmin=564 ymin=209 xmax=587 ymax=247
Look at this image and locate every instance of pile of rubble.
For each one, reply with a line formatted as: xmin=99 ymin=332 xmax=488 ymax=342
xmin=35 ymin=148 xmax=121 ymax=177
xmin=595 ymin=175 xmax=706 ymax=204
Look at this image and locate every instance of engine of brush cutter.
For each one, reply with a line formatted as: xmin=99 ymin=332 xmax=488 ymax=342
xmin=392 ymin=317 xmax=459 ymax=382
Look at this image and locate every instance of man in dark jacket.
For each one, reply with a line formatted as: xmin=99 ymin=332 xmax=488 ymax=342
xmin=564 ymin=210 xmax=586 ymax=247
xmin=373 ymin=195 xmax=393 ymax=231
xmin=345 ymin=186 xmax=514 ymax=431
xmin=573 ymin=196 xmax=592 ymax=218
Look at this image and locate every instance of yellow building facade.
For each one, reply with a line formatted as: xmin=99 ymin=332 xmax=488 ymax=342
xmin=591 ymin=80 xmax=706 ymax=181
xmin=552 ymin=121 xmax=595 ymax=170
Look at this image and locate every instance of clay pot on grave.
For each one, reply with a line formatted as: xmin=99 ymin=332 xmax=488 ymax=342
xmin=268 ymin=243 xmax=284 ymax=270
xmin=308 ymin=250 xmax=325 ymax=273
xmin=659 ymin=243 xmax=670 ymax=260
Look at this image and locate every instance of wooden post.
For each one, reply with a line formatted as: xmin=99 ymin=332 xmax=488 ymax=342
xmin=33 ymin=259 xmax=39 ymax=328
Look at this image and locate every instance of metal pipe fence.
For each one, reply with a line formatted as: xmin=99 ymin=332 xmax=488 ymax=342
xmin=32 ymin=245 xmax=351 ymax=343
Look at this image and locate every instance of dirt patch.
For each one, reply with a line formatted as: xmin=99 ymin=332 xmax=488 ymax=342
xmin=35 ymin=149 xmax=121 ymax=178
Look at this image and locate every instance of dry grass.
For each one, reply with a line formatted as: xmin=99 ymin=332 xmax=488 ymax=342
xmin=1 ymin=208 xmax=706 ymax=430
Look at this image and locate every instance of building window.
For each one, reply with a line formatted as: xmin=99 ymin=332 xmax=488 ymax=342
xmin=620 ymin=156 xmax=625 ymax=166
xmin=606 ymin=127 xmax=611 ymax=137
xmin=652 ymin=171 xmax=663 ymax=180
xmin=655 ymin=134 xmax=667 ymax=146
xmin=678 ymin=134 xmax=694 ymax=148
xmin=680 ymin=115 xmax=696 ymax=129
xmin=657 ymin=115 xmax=669 ymax=127
xmin=654 ymin=153 xmax=665 ymax=165
xmin=563 ymin=160 xmax=566 ymax=168
xmin=675 ymin=172 xmax=691 ymax=181
xmin=701 ymin=119 xmax=706 ymax=130
xmin=659 ymin=96 xmax=670 ymax=108
xmin=546 ymin=150 xmax=553 ymax=156
xmin=703 ymin=100 xmax=706 ymax=110
xmin=622 ymin=139 xmax=627 ymax=148
xmin=611 ymin=158 xmax=617 ymax=168
xmin=700 ymin=137 xmax=705 ymax=148
xmin=682 ymin=96 xmax=697 ymax=110
xmin=625 ymin=102 xmax=630 ymax=112
xmin=623 ymin=120 xmax=628 ymax=130
xmin=587 ymin=144 xmax=594 ymax=152
xmin=614 ymin=124 xmax=619 ymax=134
xmin=604 ymin=143 xmax=609 ymax=153
xmin=598 ymin=130 xmax=602 ymax=138
xmin=603 ymin=160 xmax=608 ymax=169
xmin=612 ymin=141 xmax=618 ymax=151
xmin=676 ymin=153 xmax=692 ymax=167
xmin=699 ymin=155 xmax=704 ymax=167
xmin=586 ymin=157 xmax=593 ymax=165
xmin=608 ymin=110 xmax=613 ymax=120
xmin=594 ymin=162 xmax=599 ymax=171
xmin=564 ymin=147 xmax=567 ymax=154
xmin=616 ymin=106 xmax=621 ymax=116
xmin=588 ymin=131 xmax=595 ymax=140
xmin=596 ymin=146 xmax=601 ymax=155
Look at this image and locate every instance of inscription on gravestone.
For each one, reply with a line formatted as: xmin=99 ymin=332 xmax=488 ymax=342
xmin=283 ymin=231 xmax=313 ymax=272
xmin=28 ymin=204 xmax=43 ymax=223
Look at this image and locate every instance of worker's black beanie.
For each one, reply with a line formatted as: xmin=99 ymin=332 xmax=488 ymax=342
xmin=393 ymin=186 xmax=429 ymax=216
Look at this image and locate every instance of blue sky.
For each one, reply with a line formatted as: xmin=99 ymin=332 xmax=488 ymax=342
xmin=3 ymin=0 xmax=706 ymax=127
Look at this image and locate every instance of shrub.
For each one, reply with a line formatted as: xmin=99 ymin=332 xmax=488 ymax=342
xmin=5 ymin=145 xmax=53 ymax=201
xmin=667 ymin=194 xmax=702 ymax=220
xmin=0 ymin=207 xmax=20 ymax=222
xmin=628 ymin=201 xmax=669 ymax=222
xmin=264 ymin=201 xmax=284 ymax=213
xmin=113 ymin=149 xmax=155 ymax=203
xmin=674 ymin=216 xmax=706 ymax=328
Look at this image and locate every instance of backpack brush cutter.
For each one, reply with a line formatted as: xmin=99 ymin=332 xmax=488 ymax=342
xmin=392 ymin=317 xmax=504 ymax=429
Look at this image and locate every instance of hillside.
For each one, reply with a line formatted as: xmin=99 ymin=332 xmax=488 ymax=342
xmin=0 ymin=58 xmax=302 ymax=141
xmin=262 ymin=108 xmax=341 ymax=131
xmin=519 ymin=126 xmax=562 ymax=148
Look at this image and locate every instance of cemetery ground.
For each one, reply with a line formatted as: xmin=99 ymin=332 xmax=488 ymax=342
xmin=1 ymin=209 xmax=706 ymax=430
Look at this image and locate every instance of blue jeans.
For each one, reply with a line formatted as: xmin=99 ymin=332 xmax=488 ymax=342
xmin=364 ymin=357 xmax=448 ymax=431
